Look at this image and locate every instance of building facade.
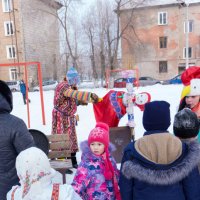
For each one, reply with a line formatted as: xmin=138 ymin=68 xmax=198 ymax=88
xmin=120 ymin=0 xmax=200 ymax=80
xmin=0 ymin=0 xmax=62 ymax=84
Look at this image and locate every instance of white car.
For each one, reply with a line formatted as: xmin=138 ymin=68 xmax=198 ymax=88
xmin=33 ymin=80 xmax=58 ymax=91
xmin=6 ymin=80 xmax=20 ymax=92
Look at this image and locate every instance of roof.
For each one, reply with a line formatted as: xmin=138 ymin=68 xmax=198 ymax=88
xmin=120 ymin=0 xmax=200 ymax=10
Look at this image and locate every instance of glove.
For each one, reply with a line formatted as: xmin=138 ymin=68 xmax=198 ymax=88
xmin=91 ymin=93 xmax=99 ymax=103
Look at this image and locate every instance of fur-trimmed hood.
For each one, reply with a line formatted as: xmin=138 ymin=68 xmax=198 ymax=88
xmin=122 ymin=138 xmax=200 ymax=185
xmin=80 ymin=140 xmax=116 ymax=160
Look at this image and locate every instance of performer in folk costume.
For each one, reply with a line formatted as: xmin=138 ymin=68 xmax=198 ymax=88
xmin=71 ymin=122 xmax=121 ymax=200
xmin=51 ymin=67 xmax=99 ymax=172
xmin=178 ymin=66 xmax=200 ymax=142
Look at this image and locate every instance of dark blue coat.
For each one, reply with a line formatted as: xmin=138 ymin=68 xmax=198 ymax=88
xmin=119 ymin=132 xmax=200 ymax=200
xmin=0 ymin=94 xmax=34 ymax=200
xmin=19 ymin=82 xmax=26 ymax=94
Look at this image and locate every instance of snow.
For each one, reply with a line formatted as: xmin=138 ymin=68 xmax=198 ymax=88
xmin=11 ymin=84 xmax=183 ymax=182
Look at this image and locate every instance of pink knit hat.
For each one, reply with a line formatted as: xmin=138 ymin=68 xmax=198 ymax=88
xmin=88 ymin=122 xmax=110 ymax=147
xmin=88 ymin=122 xmax=121 ymax=200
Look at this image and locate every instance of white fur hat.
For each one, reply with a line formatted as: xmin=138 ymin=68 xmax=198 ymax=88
xmin=189 ymin=78 xmax=200 ymax=96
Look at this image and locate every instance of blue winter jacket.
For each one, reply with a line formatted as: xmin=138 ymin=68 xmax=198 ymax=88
xmin=0 ymin=94 xmax=34 ymax=200
xmin=119 ymin=132 xmax=200 ymax=200
xmin=19 ymin=82 xmax=26 ymax=94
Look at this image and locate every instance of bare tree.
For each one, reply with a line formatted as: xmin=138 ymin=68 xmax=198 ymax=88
xmin=81 ymin=0 xmax=147 ymax=84
xmin=82 ymin=10 xmax=98 ymax=82
xmin=39 ymin=0 xmax=83 ymax=72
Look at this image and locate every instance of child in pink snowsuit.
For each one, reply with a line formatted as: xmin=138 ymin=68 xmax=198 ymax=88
xmin=71 ymin=122 xmax=121 ymax=200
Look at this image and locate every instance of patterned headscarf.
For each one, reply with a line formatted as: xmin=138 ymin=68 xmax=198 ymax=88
xmin=7 ymin=147 xmax=82 ymax=200
xmin=15 ymin=147 xmax=54 ymax=199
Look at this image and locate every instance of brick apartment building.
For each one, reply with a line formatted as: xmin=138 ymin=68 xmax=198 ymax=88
xmin=120 ymin=0 xmax=200 ymax=80
xmin=0 ymin=0 xmax=62 ymax=84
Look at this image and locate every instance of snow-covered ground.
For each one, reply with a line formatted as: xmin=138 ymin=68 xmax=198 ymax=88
xmin=11 ymin=84 xmax=183 ymax=183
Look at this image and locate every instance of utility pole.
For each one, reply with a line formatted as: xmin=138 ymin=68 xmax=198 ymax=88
xmin=177 ymin=0 xmax=190 ymax=69
xmin=185 ymin=3 xmax=189 ymax=69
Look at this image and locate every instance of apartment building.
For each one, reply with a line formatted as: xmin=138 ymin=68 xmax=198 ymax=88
xmin=120 ymin=0 xmax=200 ymax=80
xmin=0 ymin=0 xmax=62 ymax=83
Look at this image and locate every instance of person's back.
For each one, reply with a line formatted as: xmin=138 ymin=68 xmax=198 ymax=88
xmin=173 ymin=108 xmax=200 ymax=176
xmin=19 ymin=81 xmax=26 ymax=95
xmin=7 ymin=147 xmax=81 ymax=200
xmin=119 ymin=101 xmax=200 ymax=200
xmin=0 ymin=80 xmax=34 ymax=200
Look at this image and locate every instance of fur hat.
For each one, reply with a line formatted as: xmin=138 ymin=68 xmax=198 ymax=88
xmin=88 ymin=122 xmax=110 ymax=147
xmin=173 ymin=108 xmax=199 ymax=139
xmin=0 ymin=80 xmax=13 ymax=110
xmin=143 ymin=101 xmax=171 ymax=131
xmin=66 ymin=67 xmax=80 ymax=85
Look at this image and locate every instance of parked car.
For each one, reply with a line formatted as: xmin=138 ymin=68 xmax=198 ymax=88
xmin=114 ymin=78 xmax=138 ymax=88
xmin=33 ymin=80 xmax=58 ymax=91
xmin=6 ymin=80 xmax=20 ymax=92
xmin=139 ymin=76 xmax=162 ymax=86
xmin=162 ymin=74 xmax=182 ymax=85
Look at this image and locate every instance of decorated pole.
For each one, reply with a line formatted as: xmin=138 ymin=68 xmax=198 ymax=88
xmin=122 ymin=70 xmax=136 ymax=140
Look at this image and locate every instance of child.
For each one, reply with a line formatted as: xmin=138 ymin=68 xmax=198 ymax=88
xmin=71 ymin=122 xmax=121 ymax=200
xmin=178 ymin=66 xmax=200 ymax=142
xmin=7 ymin=147 xmax=81 ymax=200
xmin=119 ymin=101 xmax=200 ymax=200
xmin=173 ymin=108 xmax=200 ymax=143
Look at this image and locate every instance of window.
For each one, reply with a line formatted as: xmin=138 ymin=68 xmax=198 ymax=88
xmin=159 ymin=37 xmax=167 ymax=48
xmin=2 ymin=0 xmax=12 ymax=12
xmin=6 ymin=45 xmax=16 ymax=59
xmin=183 ymin=47 xmax=192 ymax=58
xmin=159 ymin=61 xmax=168 ymax=73
xmin=4 ymin=21 xmax=14 ymax=36
xmin=184 ymin=20 xmax=193 ymax=33
xmin=158 ymin=12 xmax=167 ymax=25
xmin=9 ymin=68 xmax=17 ymax=80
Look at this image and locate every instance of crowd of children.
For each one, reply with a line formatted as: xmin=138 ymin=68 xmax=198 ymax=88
xmin=0 ymin=66 xmax=199 ymax=200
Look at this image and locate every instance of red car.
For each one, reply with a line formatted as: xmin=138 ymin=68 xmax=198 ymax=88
xmin=114 ymin=78 xmax=138 ymax=88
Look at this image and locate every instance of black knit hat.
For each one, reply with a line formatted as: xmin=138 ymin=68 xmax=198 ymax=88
xmin=143 ymin=101 xmax=171 ymax=131
xmin=173 ymin=108 xmax=199 ymax=139
xmin=0 ymin=80 xmax=13 ymax=110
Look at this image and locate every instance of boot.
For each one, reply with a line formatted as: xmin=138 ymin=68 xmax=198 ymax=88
xmin=71 ymin=153 xmax=78 ymax=169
